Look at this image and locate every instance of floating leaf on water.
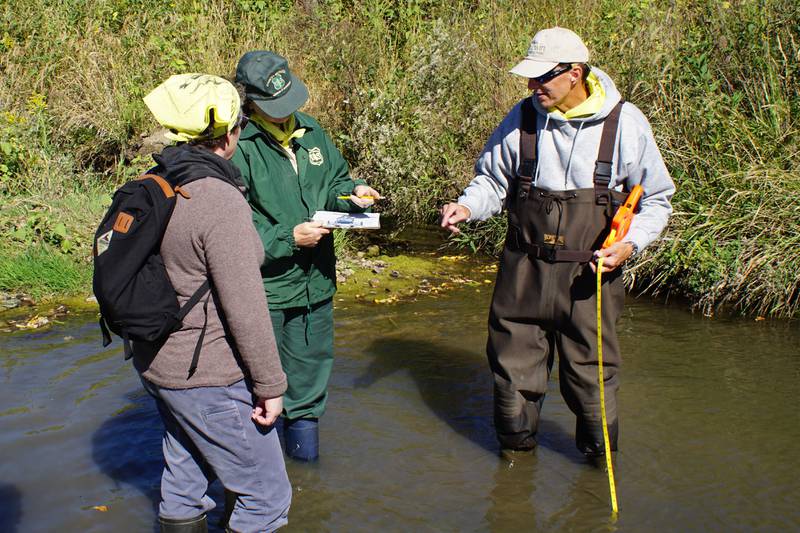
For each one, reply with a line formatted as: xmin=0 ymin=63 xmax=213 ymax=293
xmin=91 ymin=505 xmax=109 ymax=512
xmin=0 ymin=406 xmax=30 ymax=417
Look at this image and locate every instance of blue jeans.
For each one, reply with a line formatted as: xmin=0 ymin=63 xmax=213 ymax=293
xmin=141 ymin=377 xmax=291 ymax=532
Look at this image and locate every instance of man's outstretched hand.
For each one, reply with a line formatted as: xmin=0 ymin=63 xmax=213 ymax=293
xmin=439 ymin=203 xmax=471 ymax=234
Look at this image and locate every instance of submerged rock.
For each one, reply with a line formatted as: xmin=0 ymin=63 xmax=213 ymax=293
xmin=0 ymin=293 xmax=34 ymax=310
xmin=1 ymin=293 xmax=21 ymax=310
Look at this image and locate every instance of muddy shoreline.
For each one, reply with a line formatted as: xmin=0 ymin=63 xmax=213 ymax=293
xmin=0 ymin=250 xmax=496 ymax=333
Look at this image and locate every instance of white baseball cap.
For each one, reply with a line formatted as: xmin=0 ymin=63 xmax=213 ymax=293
xmin=510 ymin=27 xmax=590 ymax=79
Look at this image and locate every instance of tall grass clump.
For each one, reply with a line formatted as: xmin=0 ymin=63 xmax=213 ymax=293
xmin=0 ymin=247 xmax=90 ymax=298
xmin=617 ymin=0 xmax=800 ymax=317
xmin=0 ymin=0 xmax=797 ymax=316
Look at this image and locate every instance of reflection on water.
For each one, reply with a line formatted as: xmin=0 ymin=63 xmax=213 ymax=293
xmin=1 ymin=289 xmax=799 ymax=532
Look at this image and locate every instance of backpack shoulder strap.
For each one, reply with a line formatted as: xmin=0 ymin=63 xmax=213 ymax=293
xmin=176 ymin=280 xmax=211 ymax=322
xmin=181 ymin=280 xmax=211 ymax=379
xmin=173 ymin=174 xmax=245 ymax=199
xmin=518 ymin=97 xmax=537 ymax=198
xmin=594 ymin=100 xmax=624 ymax=203
xmin=138 ymin=173 xmax=176 ymax=198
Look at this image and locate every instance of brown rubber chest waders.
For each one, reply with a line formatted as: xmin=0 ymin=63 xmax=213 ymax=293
xmin=487 ymin=99 xmax=627 ymax=455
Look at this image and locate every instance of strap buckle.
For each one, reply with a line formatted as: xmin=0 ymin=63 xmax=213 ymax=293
xmin=519 ymin=159 xmax=535 ymax=179
xmin=595 ymin=161 xmax=612 ymax=181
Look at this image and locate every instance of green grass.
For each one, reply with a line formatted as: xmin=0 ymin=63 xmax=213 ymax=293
xmin=0 ymin=246 xmax=90 ymax=298
xmin=0 ymin=0 xmax=797 ymax=316
xmin=0 ymin=187 xmax=110 ymax=300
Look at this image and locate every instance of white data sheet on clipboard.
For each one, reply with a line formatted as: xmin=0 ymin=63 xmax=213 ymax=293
xmin=312 ymin=211 xmax=380 ymax=229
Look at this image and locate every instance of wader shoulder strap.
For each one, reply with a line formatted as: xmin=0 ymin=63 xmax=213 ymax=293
xmin=594 ymin=100 xmax=625 ymax=204
xmin=518 ymin=98 xmax=537 ymax=198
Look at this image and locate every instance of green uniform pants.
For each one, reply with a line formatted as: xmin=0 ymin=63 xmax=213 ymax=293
xmin=269 ymin=298 xmax=334 ymax=419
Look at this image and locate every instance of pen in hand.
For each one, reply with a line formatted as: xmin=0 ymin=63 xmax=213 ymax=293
xmin=337 ymin=195 xmax=380 ymax=200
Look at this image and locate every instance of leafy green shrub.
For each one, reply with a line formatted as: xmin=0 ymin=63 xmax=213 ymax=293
xmin=8 ymin=212 xmax=80 ymax=254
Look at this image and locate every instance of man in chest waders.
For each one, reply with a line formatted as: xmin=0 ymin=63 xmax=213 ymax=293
xmin=440 ymin=27 xmax=674 ymax=456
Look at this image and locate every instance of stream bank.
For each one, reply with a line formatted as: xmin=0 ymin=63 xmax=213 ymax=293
xmin=0 ymin=247 xmax=496 ymax=333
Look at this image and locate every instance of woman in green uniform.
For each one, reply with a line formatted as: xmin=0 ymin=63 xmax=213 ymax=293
xmin=232 ymin=50 xmax=381 ymax=461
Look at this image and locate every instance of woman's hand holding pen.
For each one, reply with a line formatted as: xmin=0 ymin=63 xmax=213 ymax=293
xmin=343 ymin=185 xmax=383 ymax=208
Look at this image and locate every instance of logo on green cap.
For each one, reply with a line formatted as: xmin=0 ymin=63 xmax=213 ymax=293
xmin=266 ymin=70 xmax=290 ymax=96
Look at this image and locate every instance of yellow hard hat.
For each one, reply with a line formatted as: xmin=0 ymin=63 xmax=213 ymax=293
xmin=143 ymin=73 xmax=241 ymax=142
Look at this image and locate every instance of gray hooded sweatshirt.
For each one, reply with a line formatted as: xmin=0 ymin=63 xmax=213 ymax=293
xmin=458 ymin=67 xmax=674 ymax=251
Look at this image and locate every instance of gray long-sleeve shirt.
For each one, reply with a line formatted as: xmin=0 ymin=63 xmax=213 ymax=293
xmin=134 ymin=177 xmax=287 ymax=399
xmin=458 ymin=67 xmax=674 ymax=252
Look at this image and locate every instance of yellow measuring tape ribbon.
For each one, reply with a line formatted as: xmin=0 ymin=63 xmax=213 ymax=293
xmin=596 ymin=256 xmax=619 ymax=514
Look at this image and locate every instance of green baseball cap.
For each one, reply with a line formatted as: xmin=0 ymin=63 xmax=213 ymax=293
xmin=235 ymin=51 xmax=309 ymax=119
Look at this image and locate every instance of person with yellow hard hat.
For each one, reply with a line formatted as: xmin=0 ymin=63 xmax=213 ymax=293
xmin=135 ymin=73 xmax=291 ymax=532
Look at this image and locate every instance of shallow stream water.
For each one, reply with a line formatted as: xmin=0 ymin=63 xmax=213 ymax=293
xmin=1 ymin=283 xmax=798 ymax=532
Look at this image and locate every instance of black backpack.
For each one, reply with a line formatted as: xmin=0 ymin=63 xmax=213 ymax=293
xmin=93 ymin=173 xmax=211 ymax=377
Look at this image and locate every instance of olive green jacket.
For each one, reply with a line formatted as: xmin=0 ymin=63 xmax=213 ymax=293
xmin=231 ymin=112 xmax=366 ymax=309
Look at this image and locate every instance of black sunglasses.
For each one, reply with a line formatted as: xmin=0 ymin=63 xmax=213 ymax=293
xmin=531 ymin=64 xmax=573 ymax=84
xmin=236 ymin=114 xmax=249 ymax=130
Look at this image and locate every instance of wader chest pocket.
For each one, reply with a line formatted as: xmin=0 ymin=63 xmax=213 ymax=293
xmin=506 ymin=224 xmax=522 ymax=251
